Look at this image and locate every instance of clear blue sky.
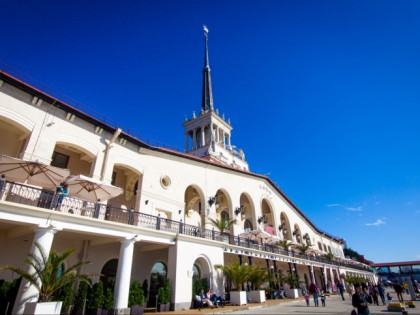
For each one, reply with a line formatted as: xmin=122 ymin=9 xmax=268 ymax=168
xmin=1 ymin=0 xmax=420 ymax=263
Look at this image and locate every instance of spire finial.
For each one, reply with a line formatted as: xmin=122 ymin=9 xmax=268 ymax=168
xmin=201 ymin=25 xmax=214 ymax=112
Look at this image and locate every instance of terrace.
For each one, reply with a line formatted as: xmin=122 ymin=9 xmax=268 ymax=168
xmin=0 ymin=180 xmax=371 ymax=272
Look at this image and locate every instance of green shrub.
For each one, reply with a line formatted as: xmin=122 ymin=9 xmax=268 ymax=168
xmin=129 ymin=280 xmax=145 ymax=307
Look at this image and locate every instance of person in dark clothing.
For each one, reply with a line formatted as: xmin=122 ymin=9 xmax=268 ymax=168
xmin=337 ymin=280 xmax=345 ymax=300
xmin=352 ymin=283 xmax=370 ymax=315
xmin=393 ymin=282 xmax=404 ymax=303
xmin=377 ymin=284 xmax=386 ymax=305
xmin=309 ymin=281 xmax=319 ymax=307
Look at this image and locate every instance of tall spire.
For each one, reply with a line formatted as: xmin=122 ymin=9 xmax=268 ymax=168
xmin=201 ymin=25 xmax=214 ymax=112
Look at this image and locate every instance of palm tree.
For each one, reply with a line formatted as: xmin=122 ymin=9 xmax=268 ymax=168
xmin=276 ymin=239 xmax=293 ymax=251
xmin=215 ymin=261 xmax=249 ymax=291
xmin=297 ymin=244 xmax=311 ymax=254
xmin=0 ymin=243 xmax=93 ymax=302
xmin=323 ymin=253 xmax=334 ymax=261
xmin=208 ymin=216 xmax=236 ymax=234
xmin=283 ymin=273 xmax=303 ymax=289
xmin=247 ymin=265 xmax=268 ymax=290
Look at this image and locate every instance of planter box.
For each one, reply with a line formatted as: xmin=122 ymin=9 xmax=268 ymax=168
xmin=247 ymin=290 xmax=266 ymax=303
xmin=230 ymin=291 xmax=247 ymax=306
xmin=23 ymin=301 xmax=63 ymax=315
xmin=130 ymin=305 xmax=145 ymax=315
xmin=286 ymin=288 xmax=299 ymax=299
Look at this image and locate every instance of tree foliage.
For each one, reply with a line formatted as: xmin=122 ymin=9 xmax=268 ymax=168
xmin=0 ymin=243 xmax=93 ymax=302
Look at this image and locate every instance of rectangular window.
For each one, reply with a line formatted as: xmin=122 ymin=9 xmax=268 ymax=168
xmin=51 ymin=151 xmax=69 ymax=169
xmin=400 ymin=265 xmax=412 ymax=274
xmin=412 ymin=265 xmax=420 ymax=273
xmin=389 ymin=266 xmax=400 ymax=274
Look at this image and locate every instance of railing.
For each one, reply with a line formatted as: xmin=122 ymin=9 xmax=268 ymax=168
xmin=0 ymin=180 xmax=371 ymax=272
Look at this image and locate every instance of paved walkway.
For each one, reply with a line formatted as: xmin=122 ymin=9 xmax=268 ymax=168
xmin=167 ymin=290 xmax=419 ymax=315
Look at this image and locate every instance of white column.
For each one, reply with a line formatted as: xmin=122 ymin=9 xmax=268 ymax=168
xmin=201 ymin=127 xmax=205 ymax=147
xmin=323 ymin=267 xmax=328 ymax=291
xmin=228 ymin=135 xmax=231 ymax=148
xmin=310 ymin=265 xmax=315 ymax=284
xmin=192 ymin=129 xmax=197 ymax=149
xmin=114 ymin=238 xmax=136 ymax=310
xmin=13 ymin=225 xmax=59 ymax=315
xmin=215 ymin=126 xmax=219 ymax=143
xmin=330 ymin=267 xmax=336 ymax=292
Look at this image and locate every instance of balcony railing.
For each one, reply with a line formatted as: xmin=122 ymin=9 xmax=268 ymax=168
xmin=0 ymin=180 xmax=371 ymax=272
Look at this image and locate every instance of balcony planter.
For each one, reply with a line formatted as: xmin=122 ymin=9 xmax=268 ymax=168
xmin=247 ymin=290 xmax=266 ymax=303
xmin=23 ymin=301 xmax=63 ymax=315
xmin=230 ymin=291 xmax=247 ymax=305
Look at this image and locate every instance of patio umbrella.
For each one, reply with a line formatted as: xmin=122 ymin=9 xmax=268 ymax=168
xmin=251 ymin=229 xmax=273 ymax=242
xmin=0 ymin=155 xmax=70 ymax=189
xmin=63 ymin=174 xmax=123 ymax=202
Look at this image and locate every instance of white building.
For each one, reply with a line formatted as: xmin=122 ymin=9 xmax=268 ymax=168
xmin=0 ymin=28 xmax=373 ymax=314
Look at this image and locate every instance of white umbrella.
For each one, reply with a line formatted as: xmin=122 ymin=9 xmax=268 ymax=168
xmin=0 ymin=154 xmax=70 ymax=189
xmin=251 ymin=229 xmax=273 ymax=241
xmin=63 ymin=174 xmax=123 ymax=202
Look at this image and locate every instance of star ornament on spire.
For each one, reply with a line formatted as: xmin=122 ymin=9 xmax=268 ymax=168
xmin=203 ymin=25 xmax=209 ymax=34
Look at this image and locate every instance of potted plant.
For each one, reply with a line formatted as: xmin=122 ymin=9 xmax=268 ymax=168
xmin=74 ymin=282 xmax=89 ymax=315
xmin=163 ymin=279 xmax=171 ymax=311
xmin=129 ymin=280 xmax=145 ymax=315
xmin=0 ymin=243 xmax=92 ymax=315
xmin=87 ymin=282 xmax=105 ymax=315
xmin=54 ymin=282 xmax=73 ymax=315
xmin=156 ymin=287 xmax=166 ymax=312
xmin=283 ymin=273 xmax=302 ymax=299
xmin=215 ymin=261 xmax=248 ymax=306
xmin=297 ymin=244 xmax=311 ymax=255
xmin=208 ymin=216 xmax=236 ymax=243
xmin=323 ymin=253 xmax=334 ymax=261
xmin=102 ymin=287 xmax=113 ymax=315
xmin=276 ymin=239 xmax=293 ymax=252
xmin=246 ymin=265 xmax=268 ymax=303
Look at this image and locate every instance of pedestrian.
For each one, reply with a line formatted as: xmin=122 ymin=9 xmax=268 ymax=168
xmin=368 ymin=283 xmax=379 ymax=305
xmin=393 ymin=282 xmax=404 ymax=303
xmin=352 ymin=283 xmax=370 ymax=315
xmin=377 ymin=283 xmax=386 ymax=305
xmin=337 ymin=280 xmax=345 ymax=300
xmin=304 ymin=291 xmax=310 ymax=306
xmin=320 ymin=290 xmax=326 ymax=306
xmin=309 ymin=281 xmax=319 ymax=307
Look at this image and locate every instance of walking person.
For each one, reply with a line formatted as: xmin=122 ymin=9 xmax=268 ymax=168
xmin=320 ymin=290 xmax=326 ymax=306
xmin=377 ymin=283 xmax=386 ymax=305
xmin=309 ymin=281 xmax=319 ymax=307
xmin=352 ymin=283 xmax=370 ymax=315
xmin=304 ymin=290 xmax=310 ymax=306
xmin=368 ymin=283 xmax=379 ymax=305
xmin=337 ymin=280 xmax=345 ymax=300
xmin=394 ymin=282 xmax=404 ymax=303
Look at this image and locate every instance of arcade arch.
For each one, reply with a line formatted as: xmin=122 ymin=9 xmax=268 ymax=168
xmin=0 ymin=116 xmax=31 ymax=158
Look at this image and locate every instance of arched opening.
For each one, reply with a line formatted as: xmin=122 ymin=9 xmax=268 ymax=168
xmin=191 ymin=257 xmax=212 ymax=298
xmin=238 ymin=193 xmax=254 ymax=230
xmin=184 ymin=185 xmax=204 ymax=227
xmin=51 ymin=142 xmax=95 ymax=176
xmin=0 ymin=116 xmax=31 ymax=158
xmin=100 ymin=258 xmax=118 ymax=290
xmin=110 ymin=164 xmax=142 ymax=210
xmin=244 ymin=219 xmax=253 ymax=232
xmin=148 ymin=262 xmax=167 ymax=307
xmin=261 ymin=199 xmax=275 ymax=234
xmin=280 ymin=212 xmax=292 ymax=240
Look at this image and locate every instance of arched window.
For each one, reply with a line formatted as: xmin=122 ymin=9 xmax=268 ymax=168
xmin=100 ymin=259 xmax=118 ymax=289
xmin=192 ymin=264 xmax=201 ymax=281
xmin=244 ymin=219 xmax=253 ymax=231
xmin=149 ymin=262 xmax=168 ymax=307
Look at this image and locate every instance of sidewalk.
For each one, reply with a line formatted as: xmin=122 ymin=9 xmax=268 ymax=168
xmin=166 ymin=291 xmax=419 ymax=315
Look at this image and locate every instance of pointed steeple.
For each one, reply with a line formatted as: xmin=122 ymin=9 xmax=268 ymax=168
xmin=201 ymin=25 xmax=214 ymax=112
